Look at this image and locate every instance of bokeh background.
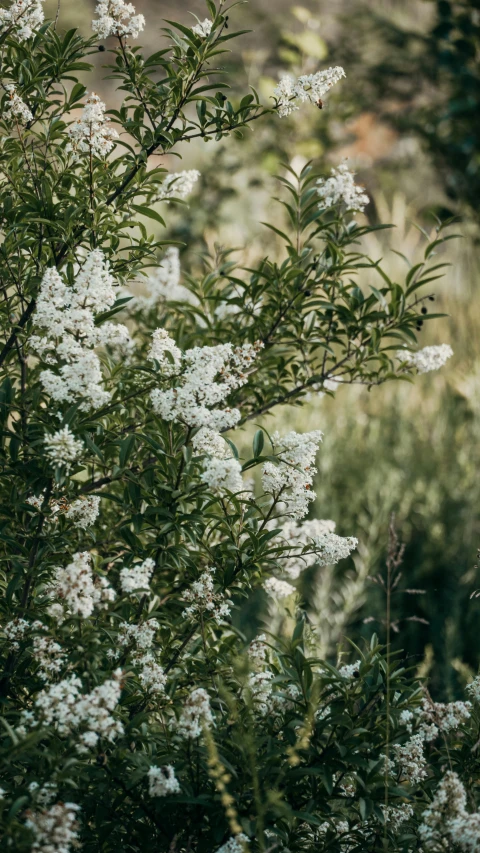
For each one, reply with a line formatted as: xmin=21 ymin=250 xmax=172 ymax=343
xmin=50 ymin=0 xmax=480 ymax=698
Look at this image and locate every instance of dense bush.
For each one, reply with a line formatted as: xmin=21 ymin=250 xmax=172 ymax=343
xmin=0 ymin=1 xmax=479 ymax=851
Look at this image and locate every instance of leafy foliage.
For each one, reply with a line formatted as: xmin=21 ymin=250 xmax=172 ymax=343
xmin=0 ymin=2 xmax=477 ymax=852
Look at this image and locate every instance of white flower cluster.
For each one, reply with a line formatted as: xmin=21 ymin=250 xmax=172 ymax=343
xmin=3 ymin=618 xmax=64 ymax=680
xmin=183 ymin=567 xmax=231 ymax=623
xmin=397 ymin=344 xmax=453 ymax=375
xmin=118 ymin=619 xmax=166 ymax=694
xmin=263 ymin=577 xmax=295 ymax=599
xmin=119 ymin=618 xmax=159 ymax=650
xmin=248 ymin=633 xmax=268 ymax=666
xmin=200 ymin=456 xmax=244 ymax=494
xmin=139 ymin=248 xmax=195 ymax=308
xmin=48 ymin=551 xmax=115 ymax=619
xmin=317 ymin=161 xmax=369 ymax=213
xmin=32 ymin=250 xmax=131 ymax=411
xmin=338 ymin=660 xmax=361 ymax=679
xmin=401 ymin=697 xmax=472 ymax=742
xmin=65 ymin=496 xmax=100 ymax=529
xmin=67 ymin=93 xmax=118 ymax=158
xmin=92 ymin=0 xmax=145 ymax=40
xmin=419 ymin=771 xmax=480 ymax=852
xmin=157 ymin=170 xmax=200 ymax=202
xmin=192 ymin=425 xmax=244 ymax=495
xmin=392 ymin=733 xmax=428 ymax=784
xmin=148 ymin=765 xmax=180 ymax=797
xmin=24 ymin=670 xmax=124 ymax=752
xmin=192 ymin=426 xmax=229 ymax=458
xmin=0 ymin=0 xmax=44 ymax=41
xmin=381 ymin=804 xmax=414 ymax=832
xmin=119 ymin=558 xmax=155 ymax=595
xmin=151 ymin=338 xmax=262 ymax=430
xmin=276 ymin=518 xmax=336 ymax=578
xmin=28 ymin=782 xmax=58 ymax=808
xmin=313 ymin=531 xmax=358 ymax=567
xmin=26 ymin=493 xmax=45 ymax=510
xmin=173 ymin=687 xmax=213 ymax=739
xmin=418 ymin=698 xmax=471 ymax=741
xmin=2 ymin=84 xmax=33 ymax=125
xmin=247 ymin=670 xmax=300 ymax=717
xmin=4 ymin=617 xmax=30 ymax=650
xmin=192 ymin=18 xmax=212 ymax=38
xmin=136 ymin=653 xmax=167 ymax=694
xmin=25 ymin=801 xmax=80 ymax=853
xmin=262 ymin=430 xmax=323 ymax=519
xmin=215 ymin=835 xmax=249 ymax=853
xmin=466 ymin=675 xmax=480 ymax=703
xmin=148 ymin=328 xmax=182 ymax=376
xmin=44 ymin=426 xmax=83 ymax=473
xmin=273 ymin=66 xmax=345 ymax=117
xmin=33 ymin=635 xmax=66 ymax=681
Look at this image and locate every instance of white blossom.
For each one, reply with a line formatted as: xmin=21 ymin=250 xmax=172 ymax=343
xmin=48 ymin=551 xmax=115 ymax=618
xmin=273 ymin=66 xmax=345 ymax=117
xmin=313 ymin=531 xmax=358 ymax=566
xmin=26 ymin=493 xmax=45 ymax=510
xmin=65 ymin=496 xmax=100 ymax=529
xmin=466 ymin=675 xmax=480 ymax=703
xmin=33 ymin=635 xmax=66 ymax=681
xmin=174 ymin=687 xmax=213 ymax=739
xmin=262 ymin=430 xmax=322 ymax=519
xmin=419 ymin=771 xmax=468 ymax=851
xmin=25 ymin=670 xmax=124 ymax=750
xmin=118 ymin=618 xmax=159 ymax=650
xmin=215 ymin=834 xmax=249 ymax=853
xmin=32 ymin=251 xmax=130 ymax=411
xmin=67 ymin=93 xmax=118 ymax=158
xmin=4 ymin=617 xmax=30 ymax=650
xmin=0 ymin=0 xmax=44 ymax=41
xmin=148 ymin=329 xmax=182 ymax=376
xmin=338 ymin=660 xmax=361 ymax=679
xmin=275 ymin=518 xmax=337 ymax=579
xmin=192 ymin=18 xmax=212 ymax=38
xmin=44 ymin=426 xmax=83 ymax=472
xmin=263 ymin=577 xmax=295 ymax=599
xmin=192 ymin=427 xmax=229 ymax=458
xmin=397 ymin=344 xmax=453 ymax=374
xmin=151 ymin=341 xmax=262 ymax=431
xmin=183 ymin=567 xmax=231 ymax=623
xmin=247 ymin=670 xmax=300 ymax=717
xmin=200 ymin=457 xmax=244 ymax=493
xmin=119 ymin=558 xmax=155 ymax=595
xmin=148 ymin=765 xmax=180 ymax=797
xmin=248 ymin=633 xmax=269 ymax=666
xmin=418 ymin=698 xmax=471 ymax=741
xmin=116 ymin=620 xmax=165 ymax=692
xmin=139 ymin=248 xmax=195 ymax=307
xmin=25 ymin=801 xmax=80 ymax=853
xmin=2 ymin=84 xmax=33 ymax=124
xmin=392 ymin=733 xmax=428 ymax=784
xmin=28 ymin=782 xmax=58 ymax=808
xmin=136 ymin=653 xmax=166 ymax=694
xmin=317 ymin=161 xmax=369 ymax=213
xmin=157 ymin=170 xmax=200 ymax=202
xmin=92 ymin=0 xmax=145 ymax=40
xmin=381 ymin=804 xmax=414 ymax=832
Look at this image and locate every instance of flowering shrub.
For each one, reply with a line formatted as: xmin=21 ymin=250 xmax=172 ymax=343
xmin=0 ymin=1 xmax=476 ymax=852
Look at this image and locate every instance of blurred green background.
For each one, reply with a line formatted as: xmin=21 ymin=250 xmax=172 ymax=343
xmin=52 ymin=0 xmax=480 ymax=697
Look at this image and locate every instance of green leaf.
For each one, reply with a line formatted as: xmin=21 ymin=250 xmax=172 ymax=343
xmin=131 ymin=205 xmax=166 ymax=226
xmin=253 ymin=429 xmax=264 ymax=457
